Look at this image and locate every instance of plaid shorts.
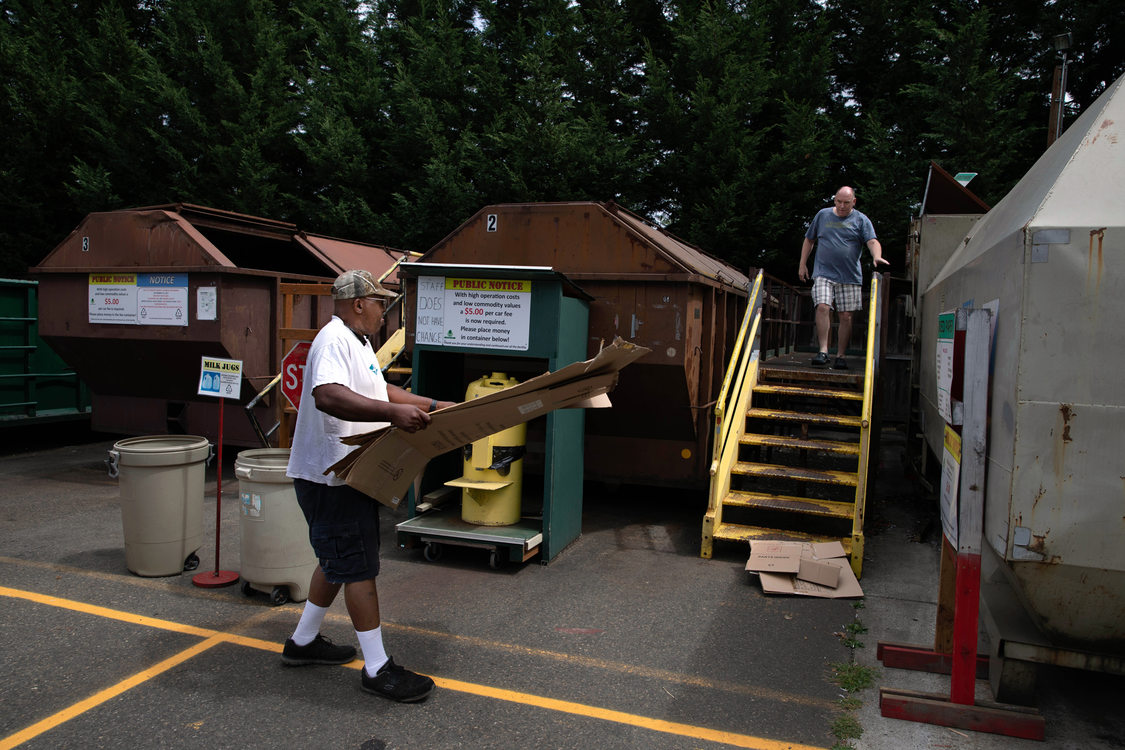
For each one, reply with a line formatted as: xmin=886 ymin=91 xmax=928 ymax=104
xmin=812 ymin=277 xmax=863 ymax=313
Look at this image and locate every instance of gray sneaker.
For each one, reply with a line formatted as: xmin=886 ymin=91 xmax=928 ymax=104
xmin=281 ymin=634 xmax=357 ymax=666
xmin=361 ymin=657 xmax=435 ymax=703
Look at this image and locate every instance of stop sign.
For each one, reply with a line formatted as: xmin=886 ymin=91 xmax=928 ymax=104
xmin=281 ymin=342 xmax=311 ymax=410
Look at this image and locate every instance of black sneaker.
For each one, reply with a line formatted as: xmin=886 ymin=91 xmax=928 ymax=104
xmin=281 ymin=634 xmax=357 ymax=666
xmin=810 ymin=352 xmax=830 ymax=368
xmin=833 ymin=357 xmax=849 ymax=370
xmin=361 ymin=657 xmax=435 ymax=703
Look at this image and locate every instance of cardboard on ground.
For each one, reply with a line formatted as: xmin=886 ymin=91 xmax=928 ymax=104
xmin=746 ymin=540 xmax=863 ymax=598
xmin=328 ymin=337 xmax=651 ymax=509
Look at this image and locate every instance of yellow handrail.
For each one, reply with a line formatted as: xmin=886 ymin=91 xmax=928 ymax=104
xmin=703 ymin=271 xmax=764 ymax=556
xmin=710 ymin=271 xmax=764 ymax=478
xmin=850 ymin=272 xmax=883 ymax=576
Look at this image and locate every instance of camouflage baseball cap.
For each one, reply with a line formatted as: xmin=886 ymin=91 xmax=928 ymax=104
xmin=332 ymin=269 xmax=395 ymax=300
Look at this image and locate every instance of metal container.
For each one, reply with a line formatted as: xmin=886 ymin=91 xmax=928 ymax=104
xmin=29 ymin=204 xmax=405 ymax=445
xmin=409 ymin=201 xmax=750 ymax=488
xmin=0 ymin=278 xmax=90 ymax=424
xmin=919 ymin=74 xmax=1125 ymax=654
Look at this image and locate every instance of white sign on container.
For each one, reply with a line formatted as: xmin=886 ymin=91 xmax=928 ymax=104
xmin=198 ymin=357 xmax=243 ymax=399
xmin=414 ymin=275 xmax=532 ymax=351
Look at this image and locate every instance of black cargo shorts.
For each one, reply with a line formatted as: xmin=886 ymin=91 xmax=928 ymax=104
xmin=293 ymin=478 xmax=381 ymax=583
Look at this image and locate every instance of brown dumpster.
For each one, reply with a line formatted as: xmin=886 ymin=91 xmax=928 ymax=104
xmin=409 ymin=201 xmax=750 ymax=488
xmin=31 ymin=204 xmax=405 ymax=445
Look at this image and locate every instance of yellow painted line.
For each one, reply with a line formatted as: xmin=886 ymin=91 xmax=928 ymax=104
xmin=0 ymin=585 xmax=216 ymax=637
xmin=430 ymin=675 xmax=828 ymax=750
xmin=0 ymin=559 xmax=833 ymax=711
xmin=0 ymin=584 xmax=830 ymax=750
xmin=0 ymin=634 xmax=224 ymax=750
xmin=0 ymin=585 xmax=283 ymax=654
xmin=388 ymin=622 xmax=835 ymax=711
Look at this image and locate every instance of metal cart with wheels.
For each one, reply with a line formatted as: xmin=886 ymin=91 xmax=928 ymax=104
xmin=396 ymin=508 xmax=543 ymax=569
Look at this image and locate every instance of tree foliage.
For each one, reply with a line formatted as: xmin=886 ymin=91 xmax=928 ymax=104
xmin=1 ymin=0 xmax=1121 ymax=279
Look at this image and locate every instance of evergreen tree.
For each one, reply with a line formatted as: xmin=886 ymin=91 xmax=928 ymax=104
xmin=637 ymin=0 xmax=831 ymax=272
xmin=366 ymin=0 xmax=484 ymax=249
xmin=0 ymin=0 xmax=161 ymax=274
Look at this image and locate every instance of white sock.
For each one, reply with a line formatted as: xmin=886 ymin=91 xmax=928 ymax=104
xmin=291 ymin=601 xmax=329 ymax=646
xmin=356 ymin=625 xmax=389 ymax=677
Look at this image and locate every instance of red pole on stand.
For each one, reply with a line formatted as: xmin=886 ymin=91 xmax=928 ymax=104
xmin=194 ymin=397 xmax=239 ymax=588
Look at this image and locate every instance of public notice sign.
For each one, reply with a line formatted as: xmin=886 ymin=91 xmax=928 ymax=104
xmin=88 ymin=273 xmax=138 ymax=323
xmin=414 ymin=275 xmax=531 ymax=351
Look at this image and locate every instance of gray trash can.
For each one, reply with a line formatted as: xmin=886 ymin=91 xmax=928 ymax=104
xmin=107 ymin=435 xmax=210 ymax=577
xmin=235 ymin=448 xmax=316 ymax=605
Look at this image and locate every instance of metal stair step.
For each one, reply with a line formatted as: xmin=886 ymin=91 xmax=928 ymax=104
xmin=758 ymin=366 xmax=864 ymax=388
xmin=732 ymin=461 xmax=859 ymax=486
xmin=746 ymin=408 xmax=862 ymax=429
xmin=711 ymin=522 xmax=854 ymax=552
xmin=740 ymin=433 xmax=860 ymax=456
xmin=723 ymin=490 xmax=855 ymax=519
xmin=753 ymin=383 xmax=863 ymax=401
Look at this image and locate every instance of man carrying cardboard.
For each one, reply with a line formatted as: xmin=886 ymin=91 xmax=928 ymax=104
xmin=283 ymin=269 xmax=454 ymax=703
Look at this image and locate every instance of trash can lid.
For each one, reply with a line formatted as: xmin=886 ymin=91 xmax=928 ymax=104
xmin=111 ymin=435 xmax=211 ymax=467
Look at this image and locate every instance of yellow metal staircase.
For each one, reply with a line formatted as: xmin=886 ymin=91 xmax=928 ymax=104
xmin=702 ymin=271 xmax=883 ymax=577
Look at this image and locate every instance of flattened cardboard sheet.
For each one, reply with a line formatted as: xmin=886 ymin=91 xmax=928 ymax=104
xmin=746 ymin=540 xmax=863 ymax=598
xmin=745 ymin=540 xmax=801 ymax=574
xmin=327 ymin=338 xmax=650 ymax=508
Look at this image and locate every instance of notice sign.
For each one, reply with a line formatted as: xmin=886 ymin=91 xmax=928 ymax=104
xmin=138 ymin=273 xmax=188 ymax=326
xmin=89 ymin=273 xmax=138 ymax=323
xmin=198 ymin=357 xmax=243 ymax=399
xmin=940 ymin=424 xmax=961 ymax=546
xmin=89 ymin=273 xmax=188 ymax=326
xmin=936 ymin=311 xmax=955 ymax=423
xmin=414 ymin=275 xmax=531 ymax=351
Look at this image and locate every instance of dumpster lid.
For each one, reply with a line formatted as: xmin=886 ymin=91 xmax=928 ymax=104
xmin=398 ymin=262 xmax=594 ymax=301
xmin=31 ymin=203 xmax=407 ymax=285
xmin=603 ymin=203 xmax=751 ymax=292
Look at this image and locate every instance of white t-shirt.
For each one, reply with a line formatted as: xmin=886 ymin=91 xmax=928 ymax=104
xmin=286 ymin=316 xmax=390 ymax=486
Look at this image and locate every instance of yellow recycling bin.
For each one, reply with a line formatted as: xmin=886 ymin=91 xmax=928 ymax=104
xmin=446 ymin=373 xmax=526 ymax=526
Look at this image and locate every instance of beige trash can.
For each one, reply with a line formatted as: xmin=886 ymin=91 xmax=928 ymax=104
xmin=108 ymin=435 xmax=210 ymax=577
xmin=235 ymin=448 xmax=316 ymax=605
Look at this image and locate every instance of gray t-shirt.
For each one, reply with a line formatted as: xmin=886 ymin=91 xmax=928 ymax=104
xmin=805 ymin=207 xmax=877 ymax=285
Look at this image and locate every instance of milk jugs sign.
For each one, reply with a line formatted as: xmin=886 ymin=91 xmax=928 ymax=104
xmin=198 ymin=356 xmax=243 ymax=399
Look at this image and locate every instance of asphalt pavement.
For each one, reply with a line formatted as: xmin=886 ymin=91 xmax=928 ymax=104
xmin=1 ymin=424 xmax=1122 ymax=750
